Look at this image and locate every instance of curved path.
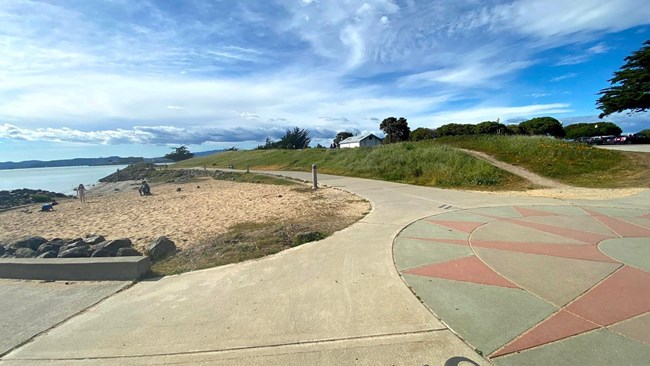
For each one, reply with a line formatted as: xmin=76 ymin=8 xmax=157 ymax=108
xmin=2 ymin=172 xmax=649 ymax=365
xmin=458 ymin=148 xmax=572 ymax=189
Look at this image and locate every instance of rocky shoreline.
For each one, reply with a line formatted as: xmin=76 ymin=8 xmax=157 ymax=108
xmin=0 ymin=235 xmax=176 ymax=262
xmin=0 ymin=189 xmax=72 ymax=211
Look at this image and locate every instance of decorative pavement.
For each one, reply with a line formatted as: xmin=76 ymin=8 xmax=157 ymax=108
xmin=394 ymin=205 xmax=650 ymax=365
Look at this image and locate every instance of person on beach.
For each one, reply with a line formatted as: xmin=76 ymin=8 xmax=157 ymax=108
xmin=77 ymin=184 xmax=87 ymax=203
xmin=139 ymin=181 xmax=152 ymax=196
xmin=41 ymin=200 xmax=58 ymax=212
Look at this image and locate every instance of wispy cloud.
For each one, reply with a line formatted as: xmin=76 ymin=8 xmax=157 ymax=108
xmin=428 ymin=103 xmax=573 ymax=125
xmin=0 ymin=0 xmax=649 ymax=159
xmin=550 ymin=73 xmax=578 ymax=82
xmin=0 ymin=123 xmax=338 ymax=145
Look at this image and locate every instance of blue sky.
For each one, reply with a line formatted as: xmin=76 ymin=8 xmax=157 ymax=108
xmin=1 ymin=0 xmax=649 ymax=161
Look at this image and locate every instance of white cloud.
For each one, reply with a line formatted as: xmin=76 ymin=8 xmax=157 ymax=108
xmin=550 ymin=73 xmax=577 ymax=82
xmin=427 ymin=103 xmax=573 ymax=126
xmin=399 ymin=61 xmax=532 ymax=87
xmin=1 ymin=0 xmax=650 ymax=159
xmin=491 ymin=0 xmax=650 ymax=38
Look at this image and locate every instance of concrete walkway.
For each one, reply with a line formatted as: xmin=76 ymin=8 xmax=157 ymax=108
xmin=2 ymin=172 xmax=648 ymax=365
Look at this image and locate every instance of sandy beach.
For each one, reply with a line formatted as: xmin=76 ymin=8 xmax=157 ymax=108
xmin=0 ymin=178 xmax=369 ymax=250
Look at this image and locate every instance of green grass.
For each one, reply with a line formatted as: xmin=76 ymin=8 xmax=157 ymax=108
xmin=174 ymin=142 xmax=529 ymax=190
xmin=433 ymin=135 xmax=650 ymax=188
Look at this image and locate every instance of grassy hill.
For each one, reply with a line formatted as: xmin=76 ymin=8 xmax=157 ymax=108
xmin=174 ymin=142 xmax=530 ymax=190
xmin=175 ymin=136 xmax=649 ymax=189
xmin=433 ymin=136 xmax=650 ymax=188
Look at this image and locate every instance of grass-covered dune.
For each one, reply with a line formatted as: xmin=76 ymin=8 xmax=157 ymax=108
xmin=176 ymin=136 xmax=650 ymax=189
xmin=434 ymin=136 xmax=650 ymax=188
xmin=175 ymin=142 xmax=529 ymax=190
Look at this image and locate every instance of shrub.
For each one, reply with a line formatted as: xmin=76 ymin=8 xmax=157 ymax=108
xmin=30 ymin=194 xmax=51 ymax=203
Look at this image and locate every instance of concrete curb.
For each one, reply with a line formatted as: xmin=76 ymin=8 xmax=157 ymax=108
xmin=0 ymin=256 xmax=151 ymax=281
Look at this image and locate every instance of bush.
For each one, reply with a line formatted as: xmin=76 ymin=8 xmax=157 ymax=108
xmin=30 ymin=194 xmax=51 ymax=203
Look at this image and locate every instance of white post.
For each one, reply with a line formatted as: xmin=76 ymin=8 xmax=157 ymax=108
xmin=312 ymin=164 xmax=318 ymax=190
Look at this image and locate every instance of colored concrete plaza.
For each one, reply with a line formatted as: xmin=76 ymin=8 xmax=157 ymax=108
xmin=395 ymin=204 xmax=650 ymax=365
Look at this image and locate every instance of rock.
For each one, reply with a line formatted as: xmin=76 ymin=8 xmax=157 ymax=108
xmin=37 ymin=244 xmax=56 ymax=255
xmin=147 ymin=236 xmax=176 ymax=261
xmin=176 ymin=188 xmax=182 ymax=192
xmin=15 ymin=247 xmax=37 ymax=258
xmin=91 ymin=249 xmax=110 ymax=257
xmin=116 ymin=247 xmax=141 ymax=257
xmin=38 ymin=251 xmax=57 ymax=258
xmin=60 ymin=240 xmax=86 ymax=252
xmin=94 ymin=239 xmax=133 ymax=256
xmin=58 ymin=246 xmax=91 ymax=258
xmin=11 ymin=236 xmax=48 ymax=251
xmin=83 ymin=235 xmax=106 ymax=245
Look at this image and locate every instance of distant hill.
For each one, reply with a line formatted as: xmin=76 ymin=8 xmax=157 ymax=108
xmin=0 ymin=156 xmax=146 ymax=170
xmin=0 ymin=149 xmax=226 ymax=170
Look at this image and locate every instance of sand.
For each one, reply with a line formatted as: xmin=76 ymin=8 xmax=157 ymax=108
xmin=0 ymin=178 xmax=369 ymax=250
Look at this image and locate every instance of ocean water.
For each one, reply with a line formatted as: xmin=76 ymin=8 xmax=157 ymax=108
xmin=0 ymin=165 xmax=128 ymax=195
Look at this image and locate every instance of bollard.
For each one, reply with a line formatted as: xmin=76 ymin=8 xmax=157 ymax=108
xmin=246 ymin=164 xmax=250 ymax=173
xmin=312 ymin=164 xmax=318 ymax=190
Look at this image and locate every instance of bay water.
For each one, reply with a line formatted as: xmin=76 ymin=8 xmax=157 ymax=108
xmin=0 ymin=165 xmax=128 ymax=195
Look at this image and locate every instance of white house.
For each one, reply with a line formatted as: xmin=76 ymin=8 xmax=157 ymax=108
xmin=339 ymin=133 xmax=383 ymax=148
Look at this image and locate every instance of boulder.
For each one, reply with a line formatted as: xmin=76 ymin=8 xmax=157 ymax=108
xmin=58 ymin=246 xmax=91 ymax=258
xmin=83 ymin=235 xmax=106 ymax=245
xmin=91 ymin=249 xmax=110 ymax=257
xmin=94 ymin=239 xmax=133 ymax=256
xmin=116 ymin=247 xmax=141 ymax=257
xmin=147 ymin=236 xmax=177 ymax=261
xmin=37 ymin=244 xmax=55 ymax=255
xmin=47 ymin=239 xmax=66 ymax=250
xmin=11 ymin=236 xmax=48 ymax=251
xmin=15 ymin=248 xmax=37 ymax=258
xmin=38 ymin=251 xmax=57 ymax=258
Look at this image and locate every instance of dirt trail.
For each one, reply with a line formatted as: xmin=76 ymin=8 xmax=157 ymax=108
xmin=459 ymin=148 xmax=572 ymax=189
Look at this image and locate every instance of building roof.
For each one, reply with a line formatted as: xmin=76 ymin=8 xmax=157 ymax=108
xmin=340 ymin=133 xmax=382 ymax=144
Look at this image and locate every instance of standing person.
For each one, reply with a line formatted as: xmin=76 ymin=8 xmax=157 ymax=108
xmin=77 ymin=184 xmax=87 ymax=203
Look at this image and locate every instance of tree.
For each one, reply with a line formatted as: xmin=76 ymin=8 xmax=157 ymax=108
xmin=380 ymin=117 xmax=410 ymax=143
xmin=436 ymin=123 xmax=476 ymax=136
xmin=597 ymin=40 xmax=650 ymax=118
xmin=257 ymin=127 xmax=311 ymax=150
xmin=332 ymin=131 xmax=353 ymax=148
xmin=475 ymin=121 xmax=509 ymax=135
xmin=410 ymin=127 xmax=437 ymax=141
xmin=564 ymin=122 xmax=622 ymax=139
xmin=279 ymin=127 xmax=311 ymax=149
xmin=164 ymin=146 xmax=194 ymax=161
xmin=519 ymin=117 xmax=565 ymax=137
xmin=638 ymin=129 xmax=650 ymax=138
xmin=506 ymin=124 xmax=522 ymax=135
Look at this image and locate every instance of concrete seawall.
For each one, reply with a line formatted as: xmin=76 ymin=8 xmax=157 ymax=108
xmin=0 ymin=256 xmax=151 ymax=281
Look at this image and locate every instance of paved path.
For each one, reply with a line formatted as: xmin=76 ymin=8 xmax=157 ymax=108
xmin=2 ymin=171 xmax=649 ymax=365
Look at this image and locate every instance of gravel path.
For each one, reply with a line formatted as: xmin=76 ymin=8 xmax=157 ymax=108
xmin=459 ymin=148 xmax=572 ymax=189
